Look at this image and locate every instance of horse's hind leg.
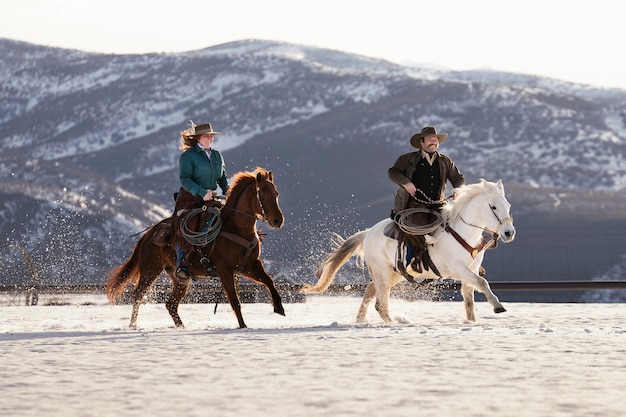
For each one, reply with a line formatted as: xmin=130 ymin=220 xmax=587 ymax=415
xmin=129 ymin=272 xmax=160 ymax=328
xmin=374 ymin=285 xmax=393 ymax=323
xmin=165 ymin=276 xmax=191 ymax=327
xmin=356 ymin=281 xmax=376 ymax=323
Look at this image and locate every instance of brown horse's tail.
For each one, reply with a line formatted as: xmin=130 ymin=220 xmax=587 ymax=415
xmin=302 ymin=230 xmax=368 ymax=294
xmin=105 ymin=228 xmax=153 ymax=303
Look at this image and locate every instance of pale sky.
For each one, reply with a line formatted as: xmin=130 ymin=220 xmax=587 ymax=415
xmin=1 ymin=0 xmax=625 ymax=90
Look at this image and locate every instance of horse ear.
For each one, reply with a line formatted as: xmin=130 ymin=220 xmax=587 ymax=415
xmin=496 ymin=179 xmax=504 ymax=189
xmin=268 ymin=170 xmax=273 ymax=182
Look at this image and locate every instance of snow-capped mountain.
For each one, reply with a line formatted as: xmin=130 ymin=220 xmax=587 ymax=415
xmin=1 ymin=38 xmax=625 ymax=299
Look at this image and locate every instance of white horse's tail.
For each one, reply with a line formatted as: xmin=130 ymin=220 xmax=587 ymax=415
xmin=302 ymin=231 xmax=367 ymax=294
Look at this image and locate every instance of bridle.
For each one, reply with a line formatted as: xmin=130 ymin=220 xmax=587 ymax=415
xmin=447 ymin=203 xmax=513 ymax=258
xmin=460 ymin=203 xmax=513 ymax=237
xmin=223 ymin=184 xmax=269 ymax=223
xmin=489 ymin=204 xmax=513 ymax=228
xmin=199 ymin=180 xmax=273 ymax=273
xmin=255 ymin=185 xmax=267 ymax=222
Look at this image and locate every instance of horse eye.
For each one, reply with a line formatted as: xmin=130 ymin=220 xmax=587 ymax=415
xmin=490 ymin=205 xmax=496 ymax=210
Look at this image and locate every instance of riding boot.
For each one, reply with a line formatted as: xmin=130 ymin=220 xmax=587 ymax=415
xmin=406 ymin=234 xmax=426 ymax=275
xmin=407 ymin=247 xmax=424 ymax=275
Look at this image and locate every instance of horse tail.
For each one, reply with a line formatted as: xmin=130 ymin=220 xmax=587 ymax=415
xmin=302 ymin=230 xmax=367 ymax=294
xmin=105 ymin=228 xmax=154 ymax=303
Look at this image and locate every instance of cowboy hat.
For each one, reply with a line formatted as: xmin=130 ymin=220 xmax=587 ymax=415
xmin=410 ymin=126 xmax=448 ymax=148
xmin=192 ymin=123 xmax=222 ymax=136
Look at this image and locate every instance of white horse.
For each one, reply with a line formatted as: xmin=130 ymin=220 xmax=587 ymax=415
xmin=303 ymin=179 xmax=516 ymax=323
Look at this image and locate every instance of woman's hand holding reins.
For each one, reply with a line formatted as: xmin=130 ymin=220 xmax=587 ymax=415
xmin=203 ymin=190 xmax=215 ymax=201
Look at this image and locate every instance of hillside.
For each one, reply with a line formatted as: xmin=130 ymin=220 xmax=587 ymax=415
xmin=1 ymin=38 xmax=625 ymax=301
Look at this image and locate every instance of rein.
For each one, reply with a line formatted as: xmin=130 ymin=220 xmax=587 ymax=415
xmin=219 ymin=232 xmax=260 ymax=272
xmin=445 ymin=225 xmax=498 ymax=258
xmin=222 ymin=186 xmax=267 ymax=222
xmin=445 ymin=203 xmax=510 ymax=258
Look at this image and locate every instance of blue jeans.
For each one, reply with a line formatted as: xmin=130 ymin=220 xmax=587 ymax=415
xmin=176 ymin=246 xmax=185 ymax=268
xmin=405 ymin=244 xmax=415 ymax=266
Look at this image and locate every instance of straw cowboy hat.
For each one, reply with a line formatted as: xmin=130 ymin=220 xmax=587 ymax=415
xmin=410 ymin=126 xmax=448 ymax=148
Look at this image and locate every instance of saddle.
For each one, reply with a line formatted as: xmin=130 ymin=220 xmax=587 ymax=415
xmin=385 ymin=221 xmax=439 ymax=283
xmin=387 ymin=220 xmax=487 ymax=280
xmin=172 ymin=188 xmax=223 ymax=242
xmin=151 ymin=218 xmax=174 ymax=247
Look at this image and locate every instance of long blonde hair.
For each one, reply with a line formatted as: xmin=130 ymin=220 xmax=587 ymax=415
xmin=178 ymin=120 xmax=199 ymax=151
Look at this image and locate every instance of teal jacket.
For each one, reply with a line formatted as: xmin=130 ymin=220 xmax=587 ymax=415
xmin=179 ymin=145 xmax=229 ymax=197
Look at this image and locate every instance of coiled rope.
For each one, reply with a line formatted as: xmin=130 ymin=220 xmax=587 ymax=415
xmin=179 ymin=206 xmax=222 ymax=246
xmin=394 ymin=207 xmax=444 ymax=235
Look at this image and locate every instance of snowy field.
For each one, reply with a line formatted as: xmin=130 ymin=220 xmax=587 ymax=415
xmin=1 ymin=294 xmax=625 ymax=417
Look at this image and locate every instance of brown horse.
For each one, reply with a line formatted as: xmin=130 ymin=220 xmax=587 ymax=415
xmin=106 ymin=167 xmax=285 ymax=329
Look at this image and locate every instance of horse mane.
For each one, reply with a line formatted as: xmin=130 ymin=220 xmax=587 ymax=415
xmin=442 ymin=179 xmax=498 ymax=223
xmin=225 ymin=167 xmax=269 ymax=202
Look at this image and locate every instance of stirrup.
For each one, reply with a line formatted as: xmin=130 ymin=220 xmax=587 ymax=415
xmin=200 ymin=257 xmax=218 ymax=277
xmin=175 ymin=266 xmax=190 ymax=280
xmin=407 ymin=257 xmax=422 ymax=275
xmin=396 ymin=259 xmax=418 ymax=283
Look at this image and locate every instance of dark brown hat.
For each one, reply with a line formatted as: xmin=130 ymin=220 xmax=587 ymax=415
xmin=192 ymin=123 xmax=222 ymax=136
xmin=410 ymin=126 xmax=448 ymax=148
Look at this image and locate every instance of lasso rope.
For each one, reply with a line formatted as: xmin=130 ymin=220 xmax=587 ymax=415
xmin=179 ymin=206 xmax=222 ymax=246
xmin=394 ymin=207 xmax=444 ymax=235
xmin=392 ymin=187 xmax=450 ymax=235
xmin=411 ymin=188 xmax=449 ymax=205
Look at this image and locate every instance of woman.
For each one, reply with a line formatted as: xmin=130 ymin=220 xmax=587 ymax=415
xmin=174 ymin=121 xmax=229 ymax=279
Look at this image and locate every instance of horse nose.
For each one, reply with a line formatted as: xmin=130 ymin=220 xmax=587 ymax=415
xmin=502 ymin=228 xmax=515 ymax=241
xmin=272 ymin=216 xmax=284 ymax=228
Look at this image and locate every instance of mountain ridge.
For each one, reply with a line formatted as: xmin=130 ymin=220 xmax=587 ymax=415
xmin=1 ymin=38 xmax=625 ymax=300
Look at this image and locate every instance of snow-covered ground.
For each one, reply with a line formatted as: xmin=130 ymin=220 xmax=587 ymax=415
xmin=1 ymin=295 xmax=625 ymax=417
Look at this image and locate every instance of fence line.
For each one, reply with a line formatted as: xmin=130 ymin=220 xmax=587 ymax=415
xmin=1 ymin=280 xmax=625 ymax=306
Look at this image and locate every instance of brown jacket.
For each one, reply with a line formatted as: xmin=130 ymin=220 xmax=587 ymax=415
xmin=388 ymin=150 xmax=465 ymax=214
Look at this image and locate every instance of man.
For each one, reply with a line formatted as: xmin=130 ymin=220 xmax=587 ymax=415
xmin=388 ymin=126 xmax=465 ymax=275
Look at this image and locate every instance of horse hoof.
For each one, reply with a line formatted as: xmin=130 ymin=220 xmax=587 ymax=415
xmin=274 ymin=305 xmax=286 ymax=316
xmin=494 ymin=306 xmax=507 ymax=314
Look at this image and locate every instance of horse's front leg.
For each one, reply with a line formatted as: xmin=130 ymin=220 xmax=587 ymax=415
xmin=219 ymin=272 xmax=247 ymax=328
xmin=458 ymin=266 xmax=506 ymax=316
xmin=460 ymin=282 xmax=476 ymax=322
xmin=243 ymin=261 xmax=285 ymax=316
